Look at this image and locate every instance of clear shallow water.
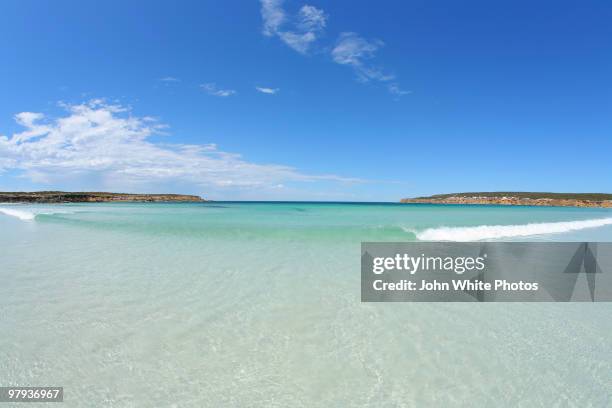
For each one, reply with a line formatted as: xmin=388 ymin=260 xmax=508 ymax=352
xmin=1 ymin=202 xmax=611 ymax=407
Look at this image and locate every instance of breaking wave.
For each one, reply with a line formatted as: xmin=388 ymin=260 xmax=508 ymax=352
xmin=0 ymin=208 xmax=37 ymax=221
xmin=411 ymin=218 xmax=612 ymax=241
xmin=0 ymin=207 xmax=74 ymax=221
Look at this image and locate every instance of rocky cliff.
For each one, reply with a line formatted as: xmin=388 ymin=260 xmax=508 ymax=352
xmin=0 ymin=191 xmax=205 ymax=203
xmin=400 ymin=192 xmax=612 ymax=208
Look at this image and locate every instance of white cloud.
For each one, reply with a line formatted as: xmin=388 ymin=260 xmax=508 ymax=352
xmin=330 ymin=32 xmax=409 ymax=96
xmin=159 ymin=76 xmax=180 ymax=82
xmin=261 ymin=0 xmax=286 ymax=36
xmin=259 ymin=3 xmax=407 ymax=97
xmin=331 ymin=33 xmax=382 ymax=66
xmin=260 ymin=0 xmax=327 ymax=54
xmin=298 ymin=5 xmax=326 ymax=32
xmin=12 ymin=112 xmax=50 ymax=143
xmin=256 ymin=86 xmax=279 ymax=94
xmin=387 ymin=83 xmax=411 ymax=96
xmin=200 ymin=83 xmax=236 ymax=97
xmin=0 ymin=100 xmax=360 ymax=191
xmin=331 ymin=32 xmax=394 ymax=82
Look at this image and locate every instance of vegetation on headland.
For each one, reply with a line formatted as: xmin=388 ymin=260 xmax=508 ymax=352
xmin=0 ymin=191 xmax=204 ymax=203
xmin=417 ymin=192 xmax=612 ymax=200
xmin=400 ymin=192 xmax=612 ymax=208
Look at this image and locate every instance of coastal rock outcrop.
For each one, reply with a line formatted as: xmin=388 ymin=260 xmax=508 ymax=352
xmin=0 ymin=192 xmax=205 ymax=203
xmin=400 ymin=192 xmax=612 ymax=208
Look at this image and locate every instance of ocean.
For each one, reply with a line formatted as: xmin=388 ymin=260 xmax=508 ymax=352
xmin=1 ymin=202 xmax=611 ymax=407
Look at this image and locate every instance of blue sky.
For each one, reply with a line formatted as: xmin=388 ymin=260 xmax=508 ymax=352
xmin=0 ymin=0 xmax=610 ymax=201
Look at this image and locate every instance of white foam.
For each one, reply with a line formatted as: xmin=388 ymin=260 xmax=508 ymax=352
xmin=0 ymin=206 xmax=76 ymax=222
xmin=412 ymin=218 xmax=612 ymax=241
xmin=0 ymin=207 xmax=36 ymax=221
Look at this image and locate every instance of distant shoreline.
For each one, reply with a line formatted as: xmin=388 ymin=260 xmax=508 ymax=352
xmin=0 ymin=191 xmax=204 ymax=203
xmin=2 ymin=191 xmax=612 ymax=207
xmin=400 ymin=192 xmax=612 ymax=208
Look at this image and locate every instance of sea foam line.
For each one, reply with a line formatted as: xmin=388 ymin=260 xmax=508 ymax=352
xmin=0 ymin=207 xmax=75 ymax=221
xmin=411 ymin=217 xmax=612 ymax=241
xmin=0 ymin=207 xmax=36 ymax=221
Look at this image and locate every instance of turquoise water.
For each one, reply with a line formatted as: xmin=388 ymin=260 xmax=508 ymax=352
xmin=1 ymin=202 xmax=611 ymax=407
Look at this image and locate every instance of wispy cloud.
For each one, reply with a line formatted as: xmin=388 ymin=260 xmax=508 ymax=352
xmin=0 ymin=100 xmax=360 ymax=191
xmin=331 ymin=32 xmax=409 ymax=96
xmin=260 ymin=0 xmax=327 ymax=54
xmin=331 ymin=32 xmax=393 ymax=82
xmin=259 ymin=3 xmax=407 ymax=97
xmin=256 ymin=86 xmax=280 ymax=94
xmin=387 ymin=83 xmax=411 ymax=96
xmin=200 ymin=83 xmax=236 ymax=97
xmin=261 ymin=0 xmax=286 ymax=36
xmin=159 ymin=76 xmax=180 ymax=82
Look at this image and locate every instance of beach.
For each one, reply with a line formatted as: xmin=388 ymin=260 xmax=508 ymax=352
xmin=1 ymin=202 xmax=611 ymax=406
